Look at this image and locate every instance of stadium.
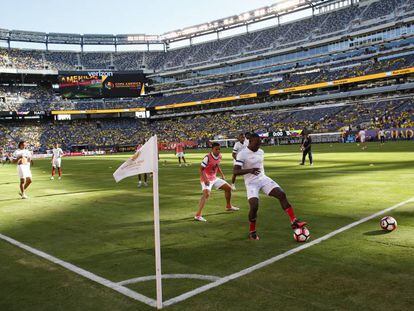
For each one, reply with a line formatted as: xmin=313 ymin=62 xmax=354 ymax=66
xmin=0 ymin=0 xmax=413 ymax=310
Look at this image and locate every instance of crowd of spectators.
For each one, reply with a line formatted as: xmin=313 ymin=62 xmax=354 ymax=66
xmin=44 ymin=51 xmax=79 ymax=70
xmin=0 ymin=86 xmax=60 ymax=111
xmin=1 ymin=50 xmax=413 ymax=112
xmin=0 ymin=49 xmax=45 ymax=69
xmin=1 ymin=97 xmax=412 ymax=150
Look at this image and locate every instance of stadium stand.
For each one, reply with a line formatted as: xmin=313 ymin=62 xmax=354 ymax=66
xmin=1 ymin=96 xmax=412 ymax=150
xmin=1 ymin=0 xmax=414 ymax=151
xmin=0 ymin=0 xmax=413 ymax=71
xmin=1 ymin=49 xmax=414 ymax=112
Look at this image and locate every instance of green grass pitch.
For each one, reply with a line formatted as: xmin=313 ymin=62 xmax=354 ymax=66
xmin=0 ymin=141 xmax=413 ymax=310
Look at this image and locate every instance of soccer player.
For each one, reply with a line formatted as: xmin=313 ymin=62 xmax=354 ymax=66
xmin=12 ymin=141 xmax=33 ymax=199
xmin=195 ymin=142 xmax=239 ymax=222
xmin=0 ymin=148 xmax=6 ymax=165
xmin=175 ymin=141 xmax=189 ymax=167
xmin=3 ymin=151 xmax=11 ymax=165
xmin=138 ymin=173 xmax=148 ymax=187
xmin=358 ymin=128 xmax=367 ymax=150
xmin=51 ymin=143 xmax=64 ymax=180
xmin=378 ymin=128 xmax=386 ymax=145
xmin=233 ymin=133 xmax=307 ymax=240
xmin=136 ymin=140 xmax=149 ymax=187
xmin=300 ymin=133 xmax=313 ymax=166
xmin=231 ymin=133 xmax=249 ymax=190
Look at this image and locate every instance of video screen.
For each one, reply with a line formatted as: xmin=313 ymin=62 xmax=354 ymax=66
xmin=58 ymin=71 xmax=147 ymax=99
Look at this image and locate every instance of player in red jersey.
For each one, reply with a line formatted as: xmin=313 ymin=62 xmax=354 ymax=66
xmin=175 ymin=142 xmax=189 ymax=167
xmin=194 ymin=142 xmax=239 ymax=222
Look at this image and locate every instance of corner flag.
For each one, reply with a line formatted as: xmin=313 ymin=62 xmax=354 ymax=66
xmin=113 ymin=135 xmax=158 ymax=183
xmin=113 ymin=135 xmax=163 ymax=309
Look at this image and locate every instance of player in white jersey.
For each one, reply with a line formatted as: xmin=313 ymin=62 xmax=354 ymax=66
xmin=378 ymin=128 xmax=386 ymax=145
xmin=51 ymin=143 xmax=64 ymax=180
xmin=358 ymin=129 xmax=367 ymax=150
xmin=0 ymin=148 xmax=6 ymax=165
xmin=230 ymin=132 xmax=249 ymax=190
xmin=234 ymin=133 xmax=307 ymax=240
xmin=11 ymin=141 xmax=33 ymax=199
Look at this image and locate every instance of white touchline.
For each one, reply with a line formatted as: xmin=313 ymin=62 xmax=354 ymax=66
xmin=0 ymin=233 xmax=157 ymax=308
xmin=163 ymin=197 xmax=414 ymax=307
xmin=118 ymin=274 xmax=221 ymax=286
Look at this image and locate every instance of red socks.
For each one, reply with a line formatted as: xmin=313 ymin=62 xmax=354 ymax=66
xmin=51 ymin=167 xmax=55 ymax=176
xmin=285 ymin=207 xmax=297 ymax=223
xmin=249 ymin=221 xmax=256 ymax=232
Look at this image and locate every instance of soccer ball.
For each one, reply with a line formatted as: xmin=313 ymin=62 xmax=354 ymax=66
xmin=380 ymin=216 xmax=397 ymax=232
xmin=293 ymin=227 xmax=310 ymax=242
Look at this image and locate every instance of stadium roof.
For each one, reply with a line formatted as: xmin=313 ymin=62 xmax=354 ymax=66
xmin=0 ymin=0 xmax=340 ymax=46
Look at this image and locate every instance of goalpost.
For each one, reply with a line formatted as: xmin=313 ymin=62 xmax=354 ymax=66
xmin=209 ymin=138 xmax=237 ymax=148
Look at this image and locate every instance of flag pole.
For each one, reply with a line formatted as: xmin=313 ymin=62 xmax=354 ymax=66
xmin=152 ymin=135 xmax=163 ymax=309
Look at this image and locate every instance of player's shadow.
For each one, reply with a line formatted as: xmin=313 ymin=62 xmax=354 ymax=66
xmin=35 ymin=189 xmax=108 ymax=198
xmin=0 ymin=198 xmax=22 ymax=203
xmin=0 ymin=189 xmax=108 ymax=202
xmin=109 ymin=211 xmax=233 ymax=229
xmin=363 ymin=230 xmax=391 ymax=236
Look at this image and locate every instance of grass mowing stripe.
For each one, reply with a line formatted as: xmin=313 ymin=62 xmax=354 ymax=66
xmin=163 ymin=197 xmax=414 ymax=307
xmin=0 ymin=232 xmax=157 ymax=308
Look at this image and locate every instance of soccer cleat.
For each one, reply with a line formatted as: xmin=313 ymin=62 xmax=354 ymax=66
xmin=194 ymin=215 xmax=207 ymax=222
xmin=50 ymin=176 xmax=54 ymax=180
xmin=299 ymin=163 xmax=304 ymax=166
xmin=226 ymin=206 xmax=239 ymax=211
xmin=291 ymin=219 xmax=308 ymax=229
xmin=137 ymin=182 xmax=142 ymax=188
xmin=185 ymin=163 xmax=190 ymax=167
xmin=231 ymin=184 xmax=236 ymax=191
xmin=21 ymin=194 xmax=28 ymax=199
xmin=179 ymin=164 xmax=182 ymax=167
xmin=144 ymin=182 xmax=148 ymax=187
xmin=248 ymin=231 xmax=260 ymax=240
xmin=58 ymin=176 xmax=62 ymax=180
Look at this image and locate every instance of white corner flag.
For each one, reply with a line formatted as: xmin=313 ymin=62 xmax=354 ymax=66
xmin=113 ymin=135 xmax=157 ymax=183
xmin=113 ymin=135 xmax=163 ymax=309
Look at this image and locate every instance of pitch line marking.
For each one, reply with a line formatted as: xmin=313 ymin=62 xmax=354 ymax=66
xmin=118 ymin=274 xmax=221 ymax=286
xmin=163 ymin=197 xmax=414 ymax=307
xmin=0 ymin=233 xmax=157 ymax=308
xmin=1 ymin=197 xmax=412 ymax=309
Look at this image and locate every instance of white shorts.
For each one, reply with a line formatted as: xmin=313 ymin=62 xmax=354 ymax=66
xmin=176 ymin=152 xmax=184 ymax=158
xmin=245 ymin=176 xmax=280 ymax=200
xmin=201 ymin=178 xmax=228 ymax=192
xmin=53 ymin=158 xmax=62 ymax=168
xmin=360 ymin=137 xmax=366 ymax=143
xmin=17 ymin=164 xmax=32 ymax=179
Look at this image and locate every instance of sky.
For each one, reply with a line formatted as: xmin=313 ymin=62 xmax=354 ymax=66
xmin=1 ymin=0 xmax=278 ymax=35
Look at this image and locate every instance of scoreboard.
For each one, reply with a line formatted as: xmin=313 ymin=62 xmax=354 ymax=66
xmin=58 ymin=70 xmax=147 ymax=99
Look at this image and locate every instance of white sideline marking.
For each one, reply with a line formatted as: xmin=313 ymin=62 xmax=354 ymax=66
xmin=163 ymin=197 xmax=414 ymax=307
xmin=118 ymin=274 xmax=220 ymax=286
xmin=0 ymin=233 xmax=157 ymax=308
